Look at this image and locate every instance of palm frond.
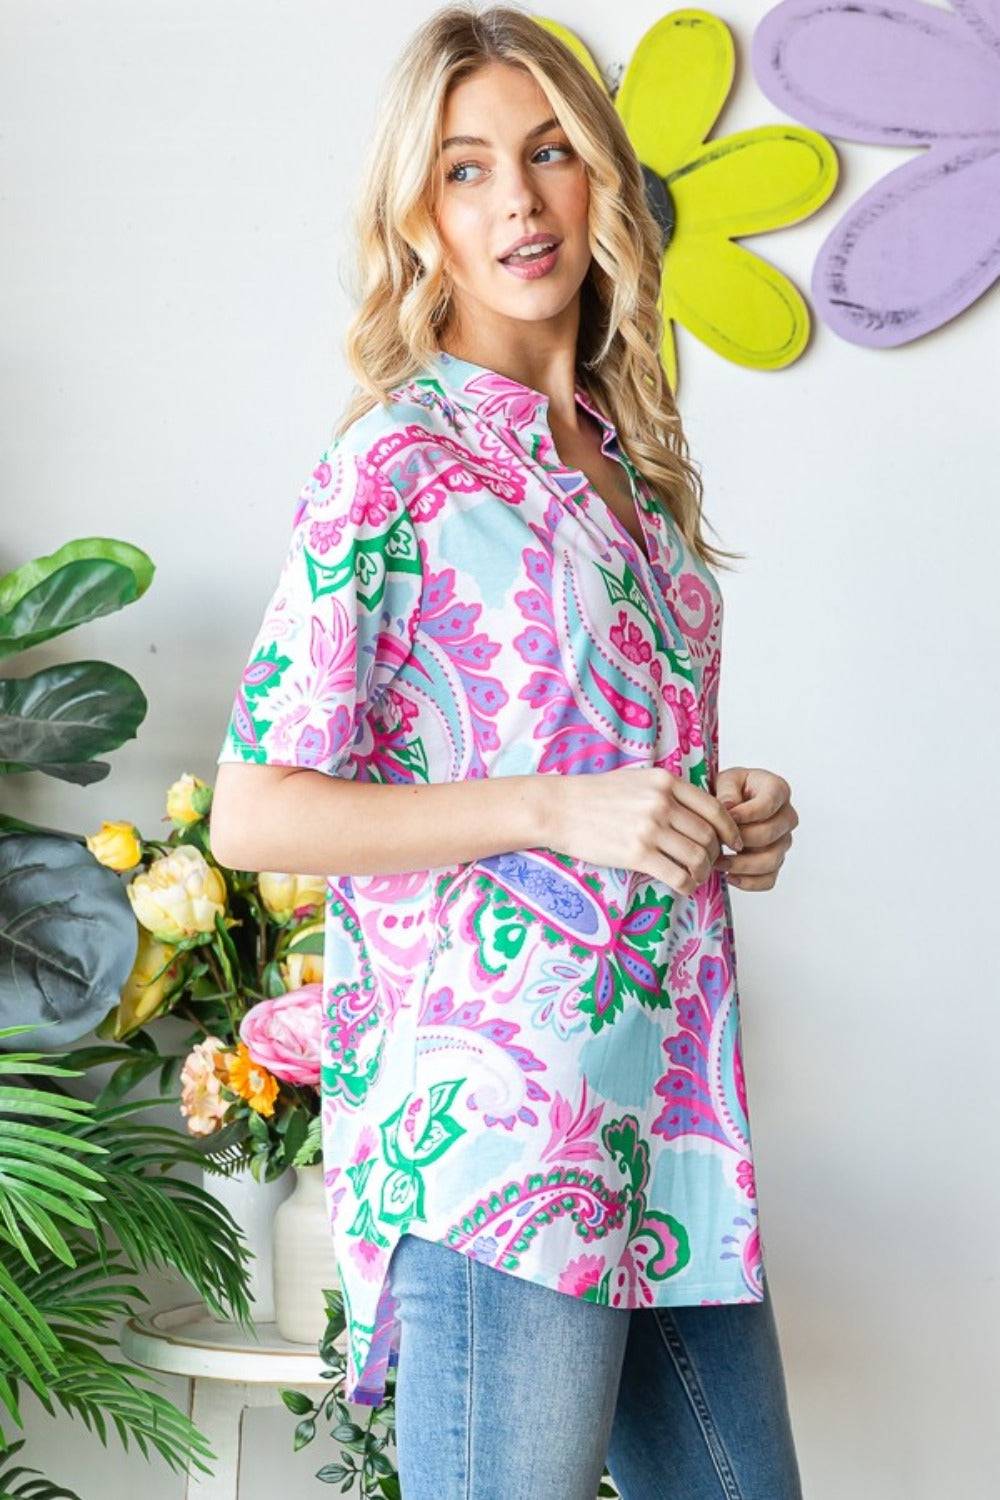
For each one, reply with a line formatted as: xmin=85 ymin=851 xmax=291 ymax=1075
xmin=0 ymin=1233 xmax=215 ymax=1473
xmin=0 ymin=1042 xmax=109 ymax=1276
xmin=0 ymin=1437 xmax=81 ymax=1500
xmin=200 ymin=1136 xmax=256 ymax=1178
xmin=0 ymin=1255 xmax=63 ymax=1419
xmin=66 ymin=1116 xmax=256 ymax=1329
xmin=24 ymin=1345 xmax=216 ymax=1476
xmin=2 ymin=1083 xmax=257 ymax=1330
xmin=85 ymin=1164 xmax=254 ymax=1328
xmin=0 ymin=1036 xmax=254 ymax=1482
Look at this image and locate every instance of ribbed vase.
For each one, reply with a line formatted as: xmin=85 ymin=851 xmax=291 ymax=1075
xmin=272 ymin=1160 xmax=341 ymax=1343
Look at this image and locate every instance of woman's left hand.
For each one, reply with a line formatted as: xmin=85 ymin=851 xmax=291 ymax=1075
xmin=711 ymin=767 xmax=798 ymax=890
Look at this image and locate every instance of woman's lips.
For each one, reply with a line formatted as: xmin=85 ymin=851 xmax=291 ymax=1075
xmin=498 ymin=242 xmax=561 ymax=280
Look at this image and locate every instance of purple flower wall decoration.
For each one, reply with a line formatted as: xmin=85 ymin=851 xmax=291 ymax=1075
xmin=752 ymin=0 xmax=1000 ymax=346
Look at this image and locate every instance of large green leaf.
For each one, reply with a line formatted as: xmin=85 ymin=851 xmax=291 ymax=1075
xmin=0 ymin=758 xmax=111 ymax=785
xmin=0 ymin=834 xmax=138 ymax=1051
xmin=0 ymin=543 xmax=154 ymax=662
xmin=0 ymin=816 xmax=86 ymax=840
xmin=0 ymin=660 xmax=147 ymax=771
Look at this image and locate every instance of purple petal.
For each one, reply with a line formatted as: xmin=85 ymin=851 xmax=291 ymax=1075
xmin=752 ymin=0 xmax=1000 ymax=144
xmin=812 ymin=140 xmax=1000 ymax=345
xmin=951 ymin=0 xmax=1000 ymax=51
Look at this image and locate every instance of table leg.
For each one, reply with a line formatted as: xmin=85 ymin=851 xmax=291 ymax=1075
xmin=184 ymin=1380 xmax=332 ymax=1499
xmin=185 ymin=1378 xmax=254 ymax=1499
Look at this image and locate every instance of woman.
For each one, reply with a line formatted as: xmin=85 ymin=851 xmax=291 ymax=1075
xmin=211 ymin=5 xmax=802 ymax=1496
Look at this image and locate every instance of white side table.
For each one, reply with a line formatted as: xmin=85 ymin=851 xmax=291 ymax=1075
xmin=120 ymin=1301 xmax=337 ymax=1498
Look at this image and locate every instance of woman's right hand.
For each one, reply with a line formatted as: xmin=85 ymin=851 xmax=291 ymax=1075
xmin=547 ymin=765 xmax=744 ymax=897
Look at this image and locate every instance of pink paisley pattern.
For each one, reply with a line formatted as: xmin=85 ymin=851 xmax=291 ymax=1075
xmin=217 ymin=348 xmax=765 ymax=1407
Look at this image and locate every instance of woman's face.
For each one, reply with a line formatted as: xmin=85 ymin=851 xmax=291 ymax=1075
xmin=434 ymin=61 xmax=591 ymax=336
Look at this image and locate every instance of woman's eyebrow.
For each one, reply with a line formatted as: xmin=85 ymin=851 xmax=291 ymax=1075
xmin=439 ymin=115 xmax=560 ymax=152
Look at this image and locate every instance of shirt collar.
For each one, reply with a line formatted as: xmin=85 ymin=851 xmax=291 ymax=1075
xmin=425 ymin=348 xmax=622 ymax=464
xmin=412 ymin=351 xmax=695 ymax=662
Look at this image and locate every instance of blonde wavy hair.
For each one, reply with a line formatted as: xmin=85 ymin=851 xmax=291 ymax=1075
xmin=335 ymin=1 xmax=744 ymax=572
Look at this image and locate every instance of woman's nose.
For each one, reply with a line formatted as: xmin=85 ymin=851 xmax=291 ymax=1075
xmin=500 ymin=165 xmax=543 ymax=216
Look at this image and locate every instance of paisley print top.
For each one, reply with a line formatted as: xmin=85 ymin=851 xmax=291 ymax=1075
xmin=216 ymin=348 xmax=766 ymax=1407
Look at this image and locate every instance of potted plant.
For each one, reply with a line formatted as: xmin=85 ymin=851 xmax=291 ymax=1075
xmin=83 ymin=771 xmax=337 ymax=1337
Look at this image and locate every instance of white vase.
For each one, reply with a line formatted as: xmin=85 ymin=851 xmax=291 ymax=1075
xmin=273 ymin=1160 xmax=341 ymax=1344
xmin=201 ymin=1163 xmax=295 ymax=1324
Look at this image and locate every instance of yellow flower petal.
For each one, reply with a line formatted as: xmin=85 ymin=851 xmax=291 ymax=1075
xmin=536 ymin=6 xmax=836 ymax=386
xmin=664 ymin=235 xmax=810 ymax=369
xmin=671 ymin=125 xmax=838 ymax=237
xmin=532 ymin=17 xmax=609 ymax=93
xmin=616 ymin=11 xmax=734 ymax=177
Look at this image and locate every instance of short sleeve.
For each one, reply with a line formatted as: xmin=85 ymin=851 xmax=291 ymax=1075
xmin=216 ymin=431 xmax=424 ymax=779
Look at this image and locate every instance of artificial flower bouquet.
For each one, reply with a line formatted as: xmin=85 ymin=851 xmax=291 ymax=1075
xmin=87 ymin=773 xmax=327 ymax=1180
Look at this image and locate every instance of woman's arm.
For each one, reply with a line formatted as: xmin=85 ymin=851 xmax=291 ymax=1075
xmin=209 ymin=761 xmax=742 ymax=895
xmin=209 ymin=762 xmax=554 ymax=877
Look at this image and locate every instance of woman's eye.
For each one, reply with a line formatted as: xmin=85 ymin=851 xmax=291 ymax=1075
xmin=533 ymin=144 xmax=572 ymax=165
xmin=445 ymin=143 xmax=573 ymax=184
xmin=445 ymin=160 xmax=484 ymax=184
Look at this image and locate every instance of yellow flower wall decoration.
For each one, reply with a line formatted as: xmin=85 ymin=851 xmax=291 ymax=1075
xmin=535 ymin=9 xmax=839 ymax=390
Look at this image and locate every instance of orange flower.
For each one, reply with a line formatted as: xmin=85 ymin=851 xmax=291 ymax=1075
xmin=221 ymin=1040 xmax=279 ymax=1118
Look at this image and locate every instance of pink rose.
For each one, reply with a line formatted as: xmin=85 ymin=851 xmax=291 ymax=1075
xmin=239 ymin=984 xmax=323 ymax=1087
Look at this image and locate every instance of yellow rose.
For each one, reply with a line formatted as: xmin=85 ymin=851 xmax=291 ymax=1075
xmin=104 ymin=928 xmax=184 ymax=1040
xmin=280 ymin=918 xmax=325 ymax=989
xmin=258 ymin=870 xmax=328 ymax=923
xmin=166 ymin=772 xmax=213 ymax=826
xmin=85 ymin=820 xmax=142 ymax=872
xmin=128 ymin=843 xmax=227 ymax=942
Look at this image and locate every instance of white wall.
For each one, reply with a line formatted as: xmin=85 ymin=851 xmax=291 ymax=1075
xmin=3 ymin=3 xmax=997 ymax=1497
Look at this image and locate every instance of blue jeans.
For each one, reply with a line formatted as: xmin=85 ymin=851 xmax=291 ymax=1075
xmin=388 ymin=1231 xmax=803 ymax=1499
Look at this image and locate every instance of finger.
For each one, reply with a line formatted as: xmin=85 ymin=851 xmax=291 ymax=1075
xmin=657 ymin=827 xmax=716 ymax=888
xmin=644 ymin=848 xmax=711 ymax=898
xmin=723 ymin=790 xmax=778 ymax=822
xmin=731 ymin=813 xmax=795 ymax=849
xmin=735 ymin=834 xmax=793 ymax=871
xmin=672 ymin=780 xmax=744 ymax=851
xmin=666 ymin=803 xmax=725 ymax=860
xmin=727 ymin=873 xmax=777 ymax=891
xmin=715 ymin=832 xmax=792 ymax=875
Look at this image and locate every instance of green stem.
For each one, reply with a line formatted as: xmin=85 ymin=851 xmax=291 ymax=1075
xmin=203 ymin=949 xmax=241 ymax=1041
xmin=176 ymin=1003 xmax=215 ymax=1037
xmin=255 ymin=908 xmax=268 ymax=981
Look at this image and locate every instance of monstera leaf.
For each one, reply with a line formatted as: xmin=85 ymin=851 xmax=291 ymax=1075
xmin=0 ymin=834 xmax=138 ymax=1049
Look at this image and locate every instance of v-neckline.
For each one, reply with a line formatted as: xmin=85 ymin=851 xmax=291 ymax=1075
xmin=585 ymin=455 xmax=652 ymax=561
xmin=579 ymin=470 xmax=655 ymax=571
xmin=423 ymin=347 xmax=659 ymax=571
xmin=543 ymin=430 xmax=658 ymax=574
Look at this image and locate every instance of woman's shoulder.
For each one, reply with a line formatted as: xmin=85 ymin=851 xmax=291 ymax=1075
xmin=301 ymin=373 xmax=465 ymax=535
xmin=331 ymin=372 xmax=459 ymax=461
